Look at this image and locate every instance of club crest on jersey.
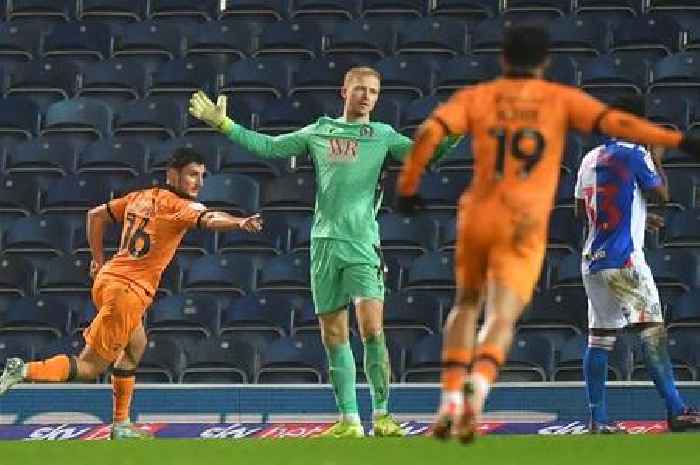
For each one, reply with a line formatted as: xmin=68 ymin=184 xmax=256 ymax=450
xmin=360 ymin=125 xmax=373 ymax=137
xmin=327 ymin=138 xmax=359 ymax=162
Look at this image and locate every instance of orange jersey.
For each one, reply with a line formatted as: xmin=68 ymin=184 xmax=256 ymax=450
xmin=99 ymin=186 xmax=207 ymax=296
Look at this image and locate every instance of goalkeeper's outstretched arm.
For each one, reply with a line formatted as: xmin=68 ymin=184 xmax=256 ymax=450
xmin=189 ymin=90 xmax=308 ymax=159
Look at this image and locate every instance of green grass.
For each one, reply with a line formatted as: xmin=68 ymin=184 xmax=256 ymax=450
xmin=1 ymin=434 xmax=698 ymax=465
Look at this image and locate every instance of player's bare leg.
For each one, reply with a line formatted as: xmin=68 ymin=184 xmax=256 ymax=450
xmin=111 ymin=325 xmax=152 ymax=440
xmin=433 ymin=288 xmax=482 ymax=441
xmin=356 ymin=298 xmax=403 ymax=437
xmin=457 ymin=282 xmax=525 ymax=443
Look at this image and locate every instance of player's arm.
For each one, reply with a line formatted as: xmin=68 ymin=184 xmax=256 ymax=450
xmin=388 ymin=128 xmax=462 ymax=167
xmin=398 ymin=88 xmax=473 ymax=197
xmin=199 ymin=211 xmax=263 ymax=232
xmin=188 ymin=90 xmax=307 ymax=159
xmin=86 ymin=196 xmax=127 ymax=277
xmin=638 ymin=146 xmax=670 ymax=205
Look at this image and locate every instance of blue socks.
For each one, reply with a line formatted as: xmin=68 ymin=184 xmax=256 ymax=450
xmin=584 ymin=342 xmax=611 ymax=424
xmin=640 ymin=326 xmax=686 ymax=417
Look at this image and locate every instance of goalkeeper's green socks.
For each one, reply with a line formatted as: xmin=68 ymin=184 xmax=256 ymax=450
xmin=326 ymin=342 xmax=360 ymax=424
xmin=364 ymin=332 xmax=390 ymax=416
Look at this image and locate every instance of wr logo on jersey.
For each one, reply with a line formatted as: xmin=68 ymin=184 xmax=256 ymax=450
xmin=328 ymin=138 xmax=359 ymax=162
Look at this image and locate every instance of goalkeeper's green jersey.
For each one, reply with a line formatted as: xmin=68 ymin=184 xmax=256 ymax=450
xmin=225 ymin=116 xmax=458 ymax=245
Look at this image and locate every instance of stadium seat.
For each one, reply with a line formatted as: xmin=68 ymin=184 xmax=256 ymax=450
xmin=429 ymin=0 xmax=496 ymax=21
xmin=0 ymin=296 xmax=71 ymax=339
xmin=5 ymin=138 xmax=76 ymax=177
xmin=7 ymin=59 xmax=80 ymax=109
xmin=6 ymin=0 xmax=73 ymax=22
xmin=470 ymin=17 xmax=512 ymax=54
xmin=77 ymin=138 xmax=145 ymax=177
xmin=291 ymin=0 xmax=361 ymax=20
xmin=503 ymin=0 xmax=569 ymax=21
xmin=375 ymin=56 xmax=438 ymax=102
xmin=550 ymin=253 xmax=583 ymax=288
xmin=0 ymin=96 xmax=40 ymax=142
xmin=218 ymin=216 xmax=287 ymax=254
xmin=547 ymin=208 xmax=581 ymax=252
xmin=147 ymin=0 xmax=219 ymax=21
xmin=137 ymin=335 xmax=186 ymax=383
xmin=433 ymin=55 xmax=500 ymax=98
xmin=402 ymin=333 xmax=442 ymax=382
xmin=220 ymin=0 xmax=290 ymax=22
xmin=554 ymin=334 xmax=633 ymax=381
xmin=633 ymin=328 xmax=699 ymax=381
xmin=3 ymin=215 xmax=71 ymax=258
xmin=182 ymin=254 xmax=258 ymax=296
xmin=0 ymin=332 xmax=35 ymax=367
xmin=500 ymin=334 xmax=555 ymax=382
xmin=41 ymin=22 xmax=113 ymax=64
xmin=522 ymin=287 xmax=588 ymax=341
xmin=547 ymin=15 xmax=607 ymax=59
xmin=383 ymin=291 xmax=442 ymax=336
xmin=647 ymin=249 xmax=699 ymax=290
xmin=261 ymin=173 xmax=316 ymax=212
xmin=70 ymin=297 xmax=96 ymax=335
xmin=665 ymin=208 xmax=700 ymax=247
xmin=361 ymin=0 xmax=426 ymax=19
xmin=77 ymin=59 xmax=146 ymax=106
xmin=148 ymin=136 xmax=219 ymax=174
xmin=196 ymin=173 xmax=260 ymax=216
xmin=0 ymin=175 xmax=36 ymax=216
xmin=256 ymin=336 xmax=324 ymax=384
xmin=113 ymin=21 xmax=183 ymax=70
xmin=283 ymin=212 xmax=313 ymax=251
xmin=39 ymin=174 xmax=110 ymax=213
xmin=645 ymin=95 xmax=689 ymax=131
xmin=546 ymin=56 xmax=578 ymax=86
xmin=254 ymin=20 xmax=323 ymax=61
xmin=219 ymin=143 xmax=287 ymax=178
xmin=77 ymin=0 xmax=145 ymax=22
xmin=112 ymin=172 xmax=166 ymax=197
xmin=41 ymin=98 xmax=112 ymax=142
xmin=404 ymin=251 xmax=454 ymax=290
xmin=648 ymin=52 xmax=700 ymax=101
xmin=113 ymin=98 xmax=182 ymax=143
xmin=221 ymin=56 xmax=291 ymax=108
xmin=395 ymin=17 xmax=467 ymax=57
xmin=180 ymin=336 xmax=258 ymax=383
xmin=290 ymin=56 xmax=369 ymax=98
xmin=220 ymin=292 xmax=297 ymax=337
xmin=0 ymin=254 xmax=34 ymax=296
xmin=148 ymin=58 xmax=217 ymax=99
xmin=323 ymin=19 xmax=394 ymax=60
xmin=256 ymin=96 xmax=325 ymax=134
xmin=291 ymin=297 xmax=321 ymax=336
xmin=667 ymin=288 xmax=700 ymax=328
xmin=257 ymin=251 xmax=310 ymax=292
xmin=574 ymin=0 xmax=642 ymax=22
xmin=647 ymin=0 xmax=700 ymax=16
xmin=399 ymin=96 xmax=442 ymax=135
xmin=37 ymin=334 xmax=87 ymax=365
xmin=378 ymin=212 xmax=438 ymax=252
xmin=413 ymin=171 xmax=471 ymax=211
xmin=580 ymin=54 xmax=649 ymax=98
xmin=0 ymin=22 xmax=39 ymax=64
xmin=147 ymin=293 xmax=220 ymax=338
xmin=609 ymin=15 xmax=681 ymax=61
xmin=35 ymin=254 xmax=91 ymax=295
xmin=71 ymin=220 xmax=121 ymax=257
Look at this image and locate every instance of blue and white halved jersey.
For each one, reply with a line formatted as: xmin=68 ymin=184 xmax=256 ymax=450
xmin=575 ymin=139 xmax=662 ymax=273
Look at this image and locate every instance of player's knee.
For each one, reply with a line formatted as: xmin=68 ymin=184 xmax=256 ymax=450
xmin=76 ymin=358 xmax=108 ymax=380
xmin=639 ymin=323 xmax=666 ymax=342
xmin=320 ymin=324 xmax=348 ymax=347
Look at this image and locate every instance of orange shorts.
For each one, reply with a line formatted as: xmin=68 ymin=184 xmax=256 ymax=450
xmin=454 ymin=199 xmax=547 ymax=304
xmin=84 ymin=274 xmax=152 ymax=363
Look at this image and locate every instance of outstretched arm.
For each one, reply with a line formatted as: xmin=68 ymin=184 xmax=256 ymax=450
xmin=199 ymin=212 xmax=263 ymax=232
xmin=397 ymin=118 xmax=450 ymax=196
xmin=189 ymin=91 xmax=307 ymax=159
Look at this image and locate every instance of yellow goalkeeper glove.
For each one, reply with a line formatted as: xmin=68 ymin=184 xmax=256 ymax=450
xmin=188 ymin=90 xmax=233 ymax=133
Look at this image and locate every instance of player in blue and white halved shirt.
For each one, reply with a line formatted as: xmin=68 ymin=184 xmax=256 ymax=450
xmin=575 ymin=95 xmax=700 ymax=433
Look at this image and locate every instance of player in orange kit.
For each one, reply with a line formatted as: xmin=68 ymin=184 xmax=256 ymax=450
xmin=0 ymin=148 xmax=262 ymax=439
xmin=396 ymin=25 xmax=700 ymax=443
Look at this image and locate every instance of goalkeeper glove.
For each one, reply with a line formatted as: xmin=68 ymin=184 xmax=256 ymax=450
xmin=188 ymin=90 xmax=233 ymax=133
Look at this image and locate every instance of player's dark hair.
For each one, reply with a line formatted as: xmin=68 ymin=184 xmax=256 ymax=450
xmin=502 ymin=25 xmax=550 ymax=69
xmin=167 ymin=147 xmax=205 ymax=170
xmin=610 ymin=95 xmax=645 ymax=118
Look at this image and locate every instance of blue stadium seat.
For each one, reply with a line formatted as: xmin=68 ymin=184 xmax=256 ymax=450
xmin=383 ymin=291 xmax=442 ymax=336
xmin=0 ymin=96 xmax=40 ymax=142
xmin=180 ymin=336 xmax=257 ymax=383
xmin=113 ymin=98 xmax=182 ymax=143
xmin=665 ymin=208 xmax=700 ymax=247
xmin=77 ymin=0 xmax=145 ymax=22
xmin=375 ymin=56 xmax=438 ymax=102
xmin=218 ymin=216 xmax=287 ymax=254
xmin=548 ymin=208 xmax=581 ymax=252
xmin=219 ymin=142 xmax=287 ymax=178
xmin=0 ymin=22 xmax=40 ymax=63
xmin=36 ymin=254 xmax=91 ymax=295
xmin=3 ymin=215 xmax=71 ymax=258
xmin=257 ymin=96 xmax=325 ymax=134
xmin=5 ymin=138 xmax=76 ymax=176
xmin=37 ymin=333 xmax=86 ymax=361
xmin=113 ymin=21 xmax=183 ymax=70
xmin=6 ymin=0 xmax=72 ymax=22
xmin=147 ymin=293 xmax=220 ymax=338
xmin=71 ymin=220 xmax=121 ymax=256
xmin=182 ymin=253 xmax=258 ymax=296
xmin=646 ymin=95 xmax=689 ymax=131
xmin=323 ymin=19 xmax=394 ymax=60
xmin=0 ymin=174 xmax=36 ymax=216
xmin=371 ymin=98 xmax=401 ymax=128
xmin=41 ymin=98 xmax=112 ymax=142
xmin=395 ymin=17 xmax=467 ymax=57
xmin=0 ymin=255 xmax=34 ymax=296
xmin=221 ymin=292 xmax=296 ymax=337
xmin=501 ymin=334 xmax=555 ymax=382
xmin=112 ymin=172 xmax=166 ymax=196
xmin=77 ymin=59 xmax=146 ymax=106
xmin=221 ymin=57 xmax=291 ymax=109
xmin=433 ymin=55 xmax=499 ymax=98
xmin=665 ymin=170 xmax=698 ymax=210
xmin=648 ymin=52 xmax=700 ymax=101
xmin=39 ymin=174 xmax=110 ymax=213
xmin=560 ymin=134 xmax=583 ymax=175
xmin=196 ymin=173 xmax=259 ymax=216
xmin=378 ymin=212 xmax=438 ymax=252
xmin=7 ymin=59 xmax=80 ymax=109
xmin=283 ymin=212 xmax=313 ymax=251
xmin=361 ymin=0 xmax=426 ymax=19
xmin=257 ymin=251 xmax=310 ymax=292
xmin=220 ymin=0 xmax=290 ymax=22
xmin=0 ymin=296 xmax=71 ymax=338
xmin=554 ymin=334 xmax=633 ymax=381
xmin=470 ymin=17 xmax=512 ymax=54
xmin=261 ymin=172 xmax=316 ymax=212
xmin=77 ymin=138 xmax=145 ymax=176
xmin=185 ymin=20 xmax=258 ymax=67
xmin=0 ymin=332 xmax=35 ymax=367
xmin=556 ymin=173 xmax=576 ymax=206
xmin=148 ymin=136 xmax=219 ymax=174
xmin=503 ymin=0 xmax=570 ymax=20
xmin=414 ymin=171 xmax=471 ymax=211
xmin=148 ymin=0 xmax=219 ymax=22
xmin=290 ymin=56 xmax=369 ymax=98
xmin=137 ymin=335 xmax=185 ymax=383
xmin=148 ymin=58 xmax=217 ymax=99
xmin=254 ymin=20 xmax=324 ymax=61
xmin=522 ymin=287 xmax=588 ymax=338
xmin=546 ymin=56 xmax=578 ymax=86
xmin=550 ymin=253 xmax=582 ymax=288
xmin=429 ymin=0 xmax=496 ymax=21
xmin=667 ymin=288 xmax=700 ymax=328
xmin=41 ymin=22 xmax=113 ymax=64
xmin=291 ymin=0 xmax=361 ymax=20
xmin=574 ymin=0 xmax=642 ymax=23
xmin=547 ymin=15 xmax=607 ymax=59
xmin=402 ymin=333 xmax=442 ymax=382
xmin=647 ymin=0 xmax=700 ymax=17
xmin=404 ymin=251 xmax=454 ymax=290
xmin=291 ymin=297 xmax=321 ymax=335
xmin=580 ymin=54 xmax=649 ymax=99
xmin=256 ymin=336 xmax=324 ymax=384
xmin=609 ymin=15 xmax=681 ymax=62
xmin=647 ymin=249 xmax=699 ymax=290
xmin=70 ymin=297 xmax=96 ymax=335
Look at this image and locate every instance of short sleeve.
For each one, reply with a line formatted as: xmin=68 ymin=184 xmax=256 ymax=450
xmin=564 ymin=86 xmax=609 ymax=134
xmin=574 ymin=163 xmax=585 ymax=200
xmin=167 ymin=197 xmax=208 ymax=229
xmin=629 ymin=148 xmax=662 ymax=191
xmin=106 ymin=194 xmax=131 ymax=223
xmin=432 ymin=87 xmax=473 ymax=135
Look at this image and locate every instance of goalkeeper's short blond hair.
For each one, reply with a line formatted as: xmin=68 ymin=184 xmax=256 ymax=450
xmin=343 ymin=66 xmax=381 ymax=86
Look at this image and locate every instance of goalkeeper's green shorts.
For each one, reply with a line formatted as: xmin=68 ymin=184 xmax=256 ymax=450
xmin=310 ymin=238 xmax=385 ymax=315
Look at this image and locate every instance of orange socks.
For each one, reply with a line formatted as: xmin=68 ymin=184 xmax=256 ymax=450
xmin=472 ymin=344 xmax=506 ymax=384
xmin=26 ymin=355 xmax=76 ymax=382
xmin=111 ymin=369 xmax=136 ymax=424
xmin=441 ymin=348 xmax=472 ymax=392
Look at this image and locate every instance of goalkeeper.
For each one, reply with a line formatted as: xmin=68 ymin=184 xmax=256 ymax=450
xmin=190 ymin=67 xmax=459 ymax=438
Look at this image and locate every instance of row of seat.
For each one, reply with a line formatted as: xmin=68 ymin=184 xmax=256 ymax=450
xmin=3 ymin=327 xmax=699 ymax=384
